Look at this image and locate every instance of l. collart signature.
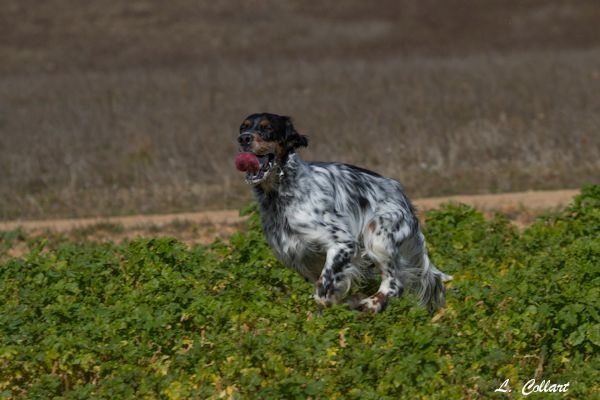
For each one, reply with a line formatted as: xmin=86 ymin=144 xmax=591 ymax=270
xmin=495 ymin=378 xmax=570 ymax=396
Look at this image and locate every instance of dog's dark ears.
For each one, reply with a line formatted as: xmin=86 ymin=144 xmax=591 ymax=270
xmin=283 ymin=116 xmax=308 ymax=151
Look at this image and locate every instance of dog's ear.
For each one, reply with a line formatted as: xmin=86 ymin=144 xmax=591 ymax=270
xmin=284 ymin=117 xmax=308 ymax=151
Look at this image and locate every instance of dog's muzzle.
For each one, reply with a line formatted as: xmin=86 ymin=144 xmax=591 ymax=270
xmin=244 ymin=153 xmax=275 ymax=185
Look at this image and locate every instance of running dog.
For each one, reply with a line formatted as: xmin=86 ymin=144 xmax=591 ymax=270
xmin=235 ymin=112 xmax=451 ymax=312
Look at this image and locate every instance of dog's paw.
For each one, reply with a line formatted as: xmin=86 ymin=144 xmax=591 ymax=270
xmin=352 ymin=292 xmax=389 ymax=313
xmin=314 ymin=282 xmax=344 ymax=307
xmin=313 ymin=288 xmax=344 ymax=307
xmin=313 ymin=292 xmax=333 ymax=307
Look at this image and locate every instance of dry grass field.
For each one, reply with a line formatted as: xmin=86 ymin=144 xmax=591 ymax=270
xmin=1 ymin=0 xmax=599 ymax=220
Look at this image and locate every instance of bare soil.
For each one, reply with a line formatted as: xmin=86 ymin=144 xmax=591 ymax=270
xmin=0 ymin=189 xmax=579 ymax=247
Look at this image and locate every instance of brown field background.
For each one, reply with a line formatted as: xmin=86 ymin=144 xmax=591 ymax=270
xmin=1 ymin=0 xmax=599 ymax=220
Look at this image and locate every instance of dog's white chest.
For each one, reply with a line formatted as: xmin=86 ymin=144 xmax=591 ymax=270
xmin=262 ymin=210 xmax=326 ymax=282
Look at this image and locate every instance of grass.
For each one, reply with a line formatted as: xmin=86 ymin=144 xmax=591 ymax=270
xmin=1 ymin=1 xmax=600 ymax=220
xmin=0 ymin=185 xmax=598 ymax=399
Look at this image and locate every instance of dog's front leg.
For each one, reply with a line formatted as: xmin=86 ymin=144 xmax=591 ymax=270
xmin=314 ymin=243 xmax=355 ymax=307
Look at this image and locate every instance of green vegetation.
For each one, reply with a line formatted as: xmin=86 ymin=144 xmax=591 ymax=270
xmin=1 ymin=186 xmax=598 ymax=399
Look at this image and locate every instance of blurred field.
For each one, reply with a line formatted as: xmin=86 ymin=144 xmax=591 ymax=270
xmin=1 ymin=0 xmax=599 ymax=220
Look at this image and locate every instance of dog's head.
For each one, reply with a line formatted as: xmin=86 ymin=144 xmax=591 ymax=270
xmin=237 ymin=113 xmax=308 ymax=185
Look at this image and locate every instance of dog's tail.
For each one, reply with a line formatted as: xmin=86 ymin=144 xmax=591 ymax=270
xmin=398 ymin=233 xmax=452 ymax=312
xmin=417 ymin=256 xmax=452 ymax=312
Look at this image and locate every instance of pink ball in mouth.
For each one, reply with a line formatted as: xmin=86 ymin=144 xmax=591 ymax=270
xmin=235 ymin=152 xmax=260 ymax=173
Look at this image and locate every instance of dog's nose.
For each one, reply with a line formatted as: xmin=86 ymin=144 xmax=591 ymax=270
xmin=238 ymin=133 xmax=253 ymax=146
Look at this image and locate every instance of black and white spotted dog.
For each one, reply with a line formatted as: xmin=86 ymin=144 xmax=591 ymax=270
xmin=237 ymin=113 xmax=451 ymax=312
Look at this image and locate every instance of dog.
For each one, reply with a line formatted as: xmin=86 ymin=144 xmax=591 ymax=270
xmin=236 ymin=112 xmax=451 ymax=312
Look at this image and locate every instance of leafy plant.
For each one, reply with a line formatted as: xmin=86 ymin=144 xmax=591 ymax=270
xmin=1 ymin=186 xmax=598 ymax=399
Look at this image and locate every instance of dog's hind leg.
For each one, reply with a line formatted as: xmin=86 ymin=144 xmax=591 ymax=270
xmin=355 ymin=213 xmax=409 ymax=312
xmin=353 ymin=268 xmax=402 ymax=312
xmin=358 ymin=212 xmax=450 ymax=312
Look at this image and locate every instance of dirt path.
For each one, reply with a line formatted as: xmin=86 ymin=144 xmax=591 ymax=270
xmin=414 ymin=189 xmax=579 ymax=218
xmin=0 ymin=210 xmax=245 ymax=234
xmin=0 ymin=189 xmax=579 ymax=245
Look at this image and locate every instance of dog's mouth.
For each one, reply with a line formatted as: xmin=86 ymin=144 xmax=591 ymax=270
xmin=245 ymin=153 xmax=276 ymax=185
